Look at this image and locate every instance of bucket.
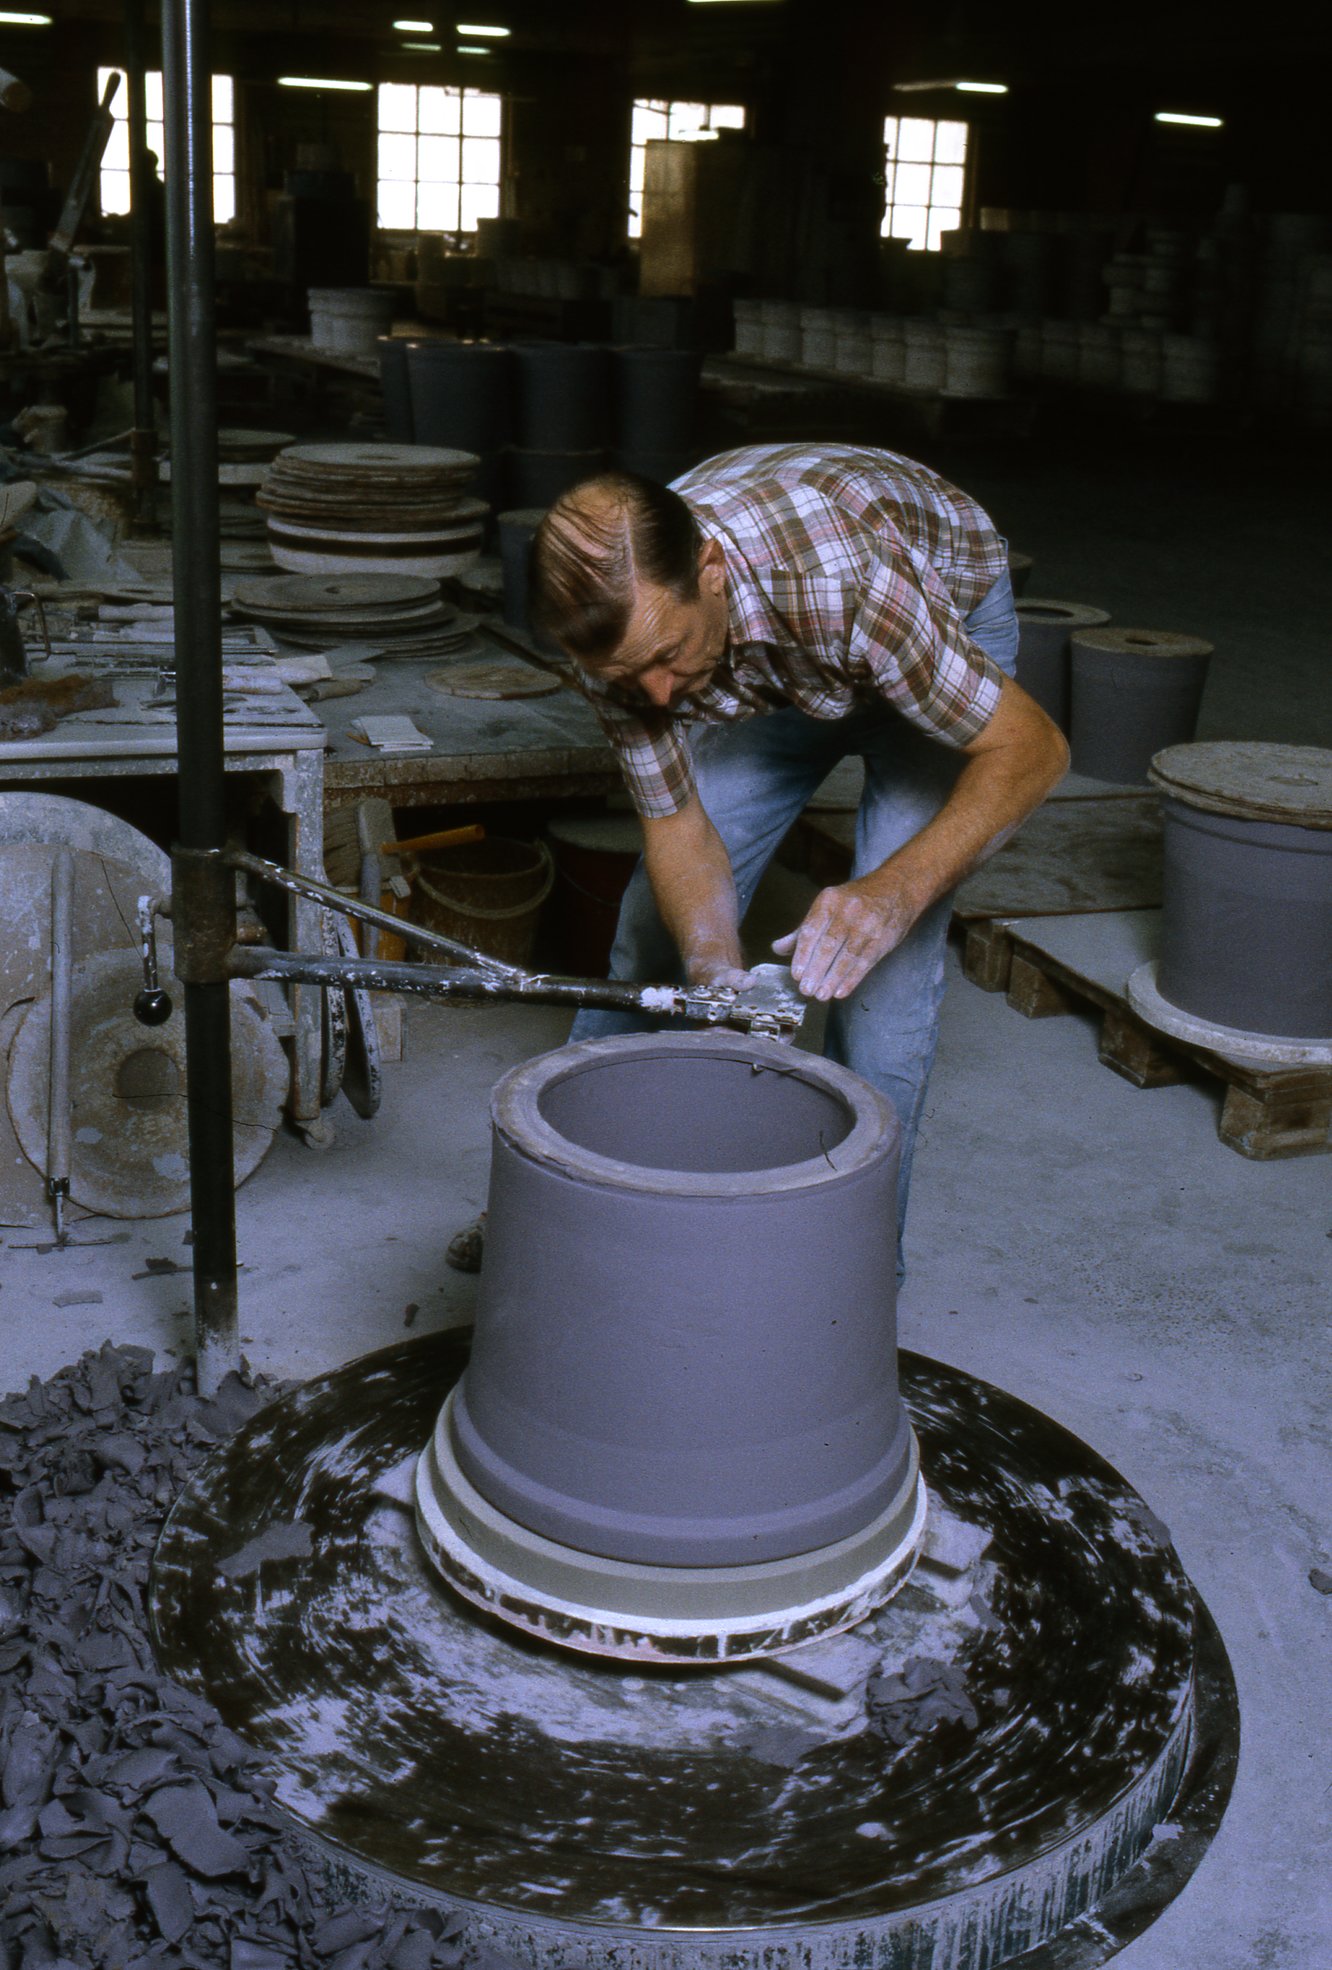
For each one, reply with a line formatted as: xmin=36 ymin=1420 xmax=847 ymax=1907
xmin=612 ymin=347 xmax=701 ymax=453
xmin=412 ymin=837 xmax=555 ymax=969
xmin=545 ymin=813 xmax=643 ymax=974
xmin=1070 ymin=628 xmax=1213 ymax=784
xmin=1015 ymin=599 xmax=1111 ymax=732
xmin=513 ymin=342 xmax=614 ymax=451
xmin=1150 ymin=742 xmax=1332 ymax=1040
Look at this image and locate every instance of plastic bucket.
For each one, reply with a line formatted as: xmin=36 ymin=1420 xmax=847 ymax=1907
xmin=412 ymin=837 xmax=555 ymax=969
xmin=545 ymin=813 xmax=643 ymax=975
xmin=1015 ymin=599 xmax=1110 ymax=732
xmin=1070 ymin=628 xmax=1213 ymax=784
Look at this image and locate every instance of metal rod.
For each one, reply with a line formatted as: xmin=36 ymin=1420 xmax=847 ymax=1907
xmin=163 ymin=0 xmax=239 ymax=1395
xmin=46 ymin=847 xmax=74 ymax=1244
xmin=124 ymin=0 xmax=159 ymax=529
xmin=228 ymin=944 xmax=695 ymax=1018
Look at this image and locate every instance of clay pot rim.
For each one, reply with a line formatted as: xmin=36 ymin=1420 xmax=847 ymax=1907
xmin=1017 ymin=598 xmax=1111 ymax=625
xmin=492 ymin=1032 xmax=897 ymax=1197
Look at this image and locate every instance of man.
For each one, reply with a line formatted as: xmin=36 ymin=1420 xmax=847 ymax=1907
xmin=448 ymin=442 xmax=1067 ymax=1274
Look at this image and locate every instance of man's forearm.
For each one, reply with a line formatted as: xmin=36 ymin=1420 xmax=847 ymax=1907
xmin=641 ymin=800 xmax=746 ymax=984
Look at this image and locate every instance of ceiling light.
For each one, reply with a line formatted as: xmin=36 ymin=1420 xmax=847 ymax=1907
xmin=0 ymin=9 xmax=52 ymax=21
xmin=277 ymin=76 xmax=373 ymax=91
xmin=457 ymin=43 xmax=491 ymax=54
xmin=1155 ymin=111 xmax=1223 ymax=128
xmin=401 ymin=40 xmax=441 ymax=50
xmin=393 ymin=17 xmax=433 ymax=27
xmin=955 ymin=80 xmax=1008 ymax=94
xmin=455 ymin=20 xmax=509 ymax=32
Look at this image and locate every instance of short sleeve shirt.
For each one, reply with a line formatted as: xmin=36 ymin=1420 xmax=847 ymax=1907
xmin=576 ymin=443 xmax=1009 ymax=818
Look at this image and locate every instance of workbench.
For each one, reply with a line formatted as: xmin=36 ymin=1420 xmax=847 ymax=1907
xmin=0 ymin=650 xmax=329 ymax=1133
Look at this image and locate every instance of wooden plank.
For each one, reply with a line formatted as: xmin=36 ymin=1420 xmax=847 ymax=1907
xmin=961 ymin=918 xmax=1015 ymax=994
xmin=1219 ymin=1083 xmax=1332 ymax=1161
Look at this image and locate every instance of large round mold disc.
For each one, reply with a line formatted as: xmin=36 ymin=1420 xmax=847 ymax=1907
xmin=0 ymin=792 xmax=169 ymax=889
xmin=0 ymin=843 xmax=159 ymax=1026
xmin=231 ymin=573 xmax=441 ymax=615
xmin=6 ymin=949 xmax=289 ymax=1216
xmin=148 ymin=1334 xmax=1233 ymax=1970
xmin=1149 ymin=740 xmax=1332 ymax=828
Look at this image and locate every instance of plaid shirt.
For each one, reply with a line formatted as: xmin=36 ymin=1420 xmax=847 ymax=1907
xmin=574 ymin=444 xmax=1008 ymax=818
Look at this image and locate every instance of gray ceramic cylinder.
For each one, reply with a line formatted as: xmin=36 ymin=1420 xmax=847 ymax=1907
xmin=1070 ymin=630 xmax=1213 ymax=783
xmin=612 ymin=447 xmax=694 ymax=486
xmin=612 ymin=347 xmax=701 ymax=453
xmin=513 ymin=342 xmax=614 ymax=451
xmin=1015 ymin=600 xmax=1110 ymax=732
xmin=377 ymin=336 xmax=413 ymax=444
xmin=449 ymin=1034 xmax=913 ymax=1568
xmin=1159 ymin=797 xmax=1332 ymax=1037
xmin=508 ymin=447 xmax=606 ymax=509
xmin=407 ymin=341 xmax=512 ymax=509
xmin=495 ymin=507 xmax=545 ymax=633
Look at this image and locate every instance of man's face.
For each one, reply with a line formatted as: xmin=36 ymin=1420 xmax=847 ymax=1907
xmin=576 ymin=541 xmax=728 ymax=713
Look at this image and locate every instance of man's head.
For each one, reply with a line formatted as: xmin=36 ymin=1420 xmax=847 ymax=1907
xmin=530 ymin=471 xmax=728 ymax=712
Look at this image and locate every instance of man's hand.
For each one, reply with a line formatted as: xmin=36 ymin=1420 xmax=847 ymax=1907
xmin=772 ymin=879 xmax=911 ymax=1001
xmin=685 ymin=957 xmax=755 ymax=992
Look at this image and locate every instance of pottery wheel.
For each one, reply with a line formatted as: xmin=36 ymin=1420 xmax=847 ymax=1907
xmin=6 ymin=949 xmax=290 ymax=1217
xmin=148 ymin=1336 xmax=1235 ymax=1970
xmin=426 ymin=658 xmax=560 ymax=700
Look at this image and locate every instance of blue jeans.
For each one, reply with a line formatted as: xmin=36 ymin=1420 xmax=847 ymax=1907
xmin=569 ymin=569 xmax=1020 ymax=1269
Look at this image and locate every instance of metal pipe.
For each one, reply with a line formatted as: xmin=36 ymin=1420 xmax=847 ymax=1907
xmin=162 ymin=0 xmax=239 ymax=1395
xmin=124 ymin=0 xmax=159 ymax=529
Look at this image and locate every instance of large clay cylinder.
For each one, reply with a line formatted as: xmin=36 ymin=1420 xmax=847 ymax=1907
xmin=449 ymin=1033 xmax=914 ymax=1568
xmin=1070 ymin=627 xmax=1213 ymax=783
xmin=1015 ymin=599 xmax=1110 ymax=732
xmin=1150 ymin=742 xmax=1332 ymax=1038
xmin=612 ymin=346 xmax=700 ymax=454
xmin=406 ymin=341 xmax=512 ymax=509
xmin=513 ymin=341 xmax=614 ymax=451
xmin=377 ymin=336 xmax=413 ymax=443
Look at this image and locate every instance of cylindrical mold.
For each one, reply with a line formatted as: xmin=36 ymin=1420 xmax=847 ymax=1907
xmin=307 ymin=286 xmax=394 ymax=356
xmin=1015 ymin=598 xmax=1111 ymax=732
xmin=377 ymin=335 xmax=413 ymax=443
xmin=1150 ymin=742 xmax=1332 ymax=1039
xmin=799 ymin=305 xmax=837 ymax=370
xmin=513 ymin=341 xmax=613 ymax=451
xmin=406 ymin=340 xmax=512 ymax=508
xmin=902 ymin=321 xmax=946 ymax=392
xmin=507 ymin=447 xmax=606 ymax=509
xmin=612 ymin=346 xmax=700 ymax=454
xmin=1007 ymin=548 xmax=1035 ymax=596
xmin=416 ymin=1034 xmax=926 ymax=1659
xmin=611 ymin=446 xmax=693 ymax=485
xmin=943 ymin=324 xmax=1013 ymax=397
xmin=1070 ymin=627 xmax=1213 ymax=783
xmin=495 ymin=506 xmax=544 ymax=633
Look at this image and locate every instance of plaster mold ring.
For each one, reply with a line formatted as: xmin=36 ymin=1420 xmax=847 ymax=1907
xmin=416 ymin=1033 xmax=927 ymax=1660
xmin=1125 ymin=961 xmax=1332 ymax=1065
xmin=0 ymin=791 xmax=170 ymax=889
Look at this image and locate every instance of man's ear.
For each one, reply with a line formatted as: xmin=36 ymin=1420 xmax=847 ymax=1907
xmin=698 ymin=536 xmax=725 ymax=593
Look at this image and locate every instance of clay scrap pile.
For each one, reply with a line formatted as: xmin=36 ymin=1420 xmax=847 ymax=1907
xmin=256 ymin=443 xmax=487 ymax=579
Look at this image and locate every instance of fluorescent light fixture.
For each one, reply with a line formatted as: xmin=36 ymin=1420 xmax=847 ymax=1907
xmin=457 ymin=43 xmax=491 ymax=54
xmin=402 ymin=40 xmax=442 ymax=50
xmin=955 ymin=80 xmax=1008 ymax=94
xmin=277 ymin=76 xmax=373 ymax=91
xmin=455 ymin=20 xmax=509 ymax=32
xmin=687 ymin=1 xmax=783 ymax=7
xmin=0 ymin=9 xmax=53 ymax=21
xmin=1155 ymin=110 xmax=1223 ymax=128
xmin=393 ymin=17 xmax=433 ymax=27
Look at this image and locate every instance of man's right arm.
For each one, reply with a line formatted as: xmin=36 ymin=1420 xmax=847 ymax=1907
xmin=641 ymin=797 xmax=750 ymax=989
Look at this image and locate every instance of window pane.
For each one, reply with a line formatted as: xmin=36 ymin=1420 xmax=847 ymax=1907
xmin=629 ymin=147 xmax=646 ymax=193
xmin=461 ymin=134 xmax=499 ymax=184
xmin=667 ymin=100 xmax=707 ymax=137
xmin=460 ymin=181 xmax=499 ymax=230
xmin=926 ymin=209 xmax=961 ymax=251
xmin=890 ymin=205 xmax=928 ymax=247
xmin=882 ymin=114 xmax=898 ymax=148
xmin=894 ymin=161 xmax=932 ymax=205
xmin=378 ymin=179 xmax=416 ymax=229
xmin=931 ymin=162 xmax=964 ymax=205
xmin=213 ymin=175 xmax=235 ymax=224
xmin=212 ymin=75 xmax=233 ymax=122
xmin=632 ymin=103 xmax=668 ymax=143
xmin=897 ymin=117 xmax=934 ymax=162
xmin=417 ymin=133 xmax=456 ymax=181
xmin=627 ymin=210 xmax=643 ymax=240
xmin=381 ymin=132 xmax=419 ymax=182
xmin=101 ymin=169 xmax=131 ymax=216
xmin=420 ymin=85 xmax=461 ymax=134
xmin=462 ymin=90 xmax=501 ymax=136
xmin=147 ymin=120 xmax=165 ymax=162
xmin=935 ymin=119 xmax=968 ymax=164
xmin=379 ymin=83 xmax=418 ymax=133
xmin=213 ymin=124 xmax=235 ymax=174
xmin=709 ymin=103 xmax=745 ymax=129
xmin=418 ymin=181 xmax=458 ymax=230
xmin=145 ymin=73 xmax=164 ymax=121
xmin=881 ymin=160 xmax=896 ymax=202
xmin=103 ymin=122 xmax=130 ymax=172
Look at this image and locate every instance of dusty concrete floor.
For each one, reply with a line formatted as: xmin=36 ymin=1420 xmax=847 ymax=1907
xmin=2 ymin=419 xmax=1329 ymax=1968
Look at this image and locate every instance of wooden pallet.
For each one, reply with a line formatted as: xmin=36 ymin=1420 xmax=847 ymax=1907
xmin=961 ymin=912 xmax=1332 ymax=1162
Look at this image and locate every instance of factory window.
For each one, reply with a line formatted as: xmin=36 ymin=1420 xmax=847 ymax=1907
xmin=628 ymin=99 xmax=746 ymax=239
xmin=376 ymin=84 xmax=503 ymax=234
xmin=880 ymin=115 xmax=968 ymax=251
xmin=97 ymin=69 xmax=236 ymax=225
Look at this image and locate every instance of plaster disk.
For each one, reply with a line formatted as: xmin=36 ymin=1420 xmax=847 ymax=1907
xmin=1126 ymin=959 xmax=1332 ymax=1064
xmin=0 ymin=843 xmax=157 ymax=1036
xmin=6 ymin=950 xmax=289 ymax=1216
xmin=0 ymin=791 xmax=169 ymax=888
xmin=232 ymin=574 xmax=441 ymax=616
xmin=148 ymin=1334 xmax=1235 ymax=1970
xmin=425 ymin=658 xmax=560 ymax=700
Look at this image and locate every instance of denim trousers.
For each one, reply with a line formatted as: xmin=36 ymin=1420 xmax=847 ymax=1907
xmin=569 ymin=569 xmax=1020 ymax=1267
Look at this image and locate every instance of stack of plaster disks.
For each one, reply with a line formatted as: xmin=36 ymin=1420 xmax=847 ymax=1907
xmin=229 ymin=573 xmax=482 ymax=662
xmin=256 ymin=442 xmax=487 ymax=577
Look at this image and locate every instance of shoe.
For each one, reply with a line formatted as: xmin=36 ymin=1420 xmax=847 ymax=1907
xmin=446 ymin=1213 xmax=486 ymax=1274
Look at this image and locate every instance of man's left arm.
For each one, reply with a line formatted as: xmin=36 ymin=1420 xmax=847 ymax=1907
xmin=773 ymin=674 xmax=1068 ymax=1000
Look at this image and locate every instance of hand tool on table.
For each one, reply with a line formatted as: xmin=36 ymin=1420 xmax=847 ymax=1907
xmin=143 ymin=844 xmax=807 ymax=1045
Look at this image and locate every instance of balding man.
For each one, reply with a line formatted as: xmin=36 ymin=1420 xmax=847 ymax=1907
xmin=449 ymin=443 xmax=1066 ymax=1276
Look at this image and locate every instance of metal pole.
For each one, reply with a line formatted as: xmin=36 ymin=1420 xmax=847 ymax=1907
xmin=161 ymin=0 xmax=240 ymax=1395
xmin=125 ymin=0 xmax=158 ymax=529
